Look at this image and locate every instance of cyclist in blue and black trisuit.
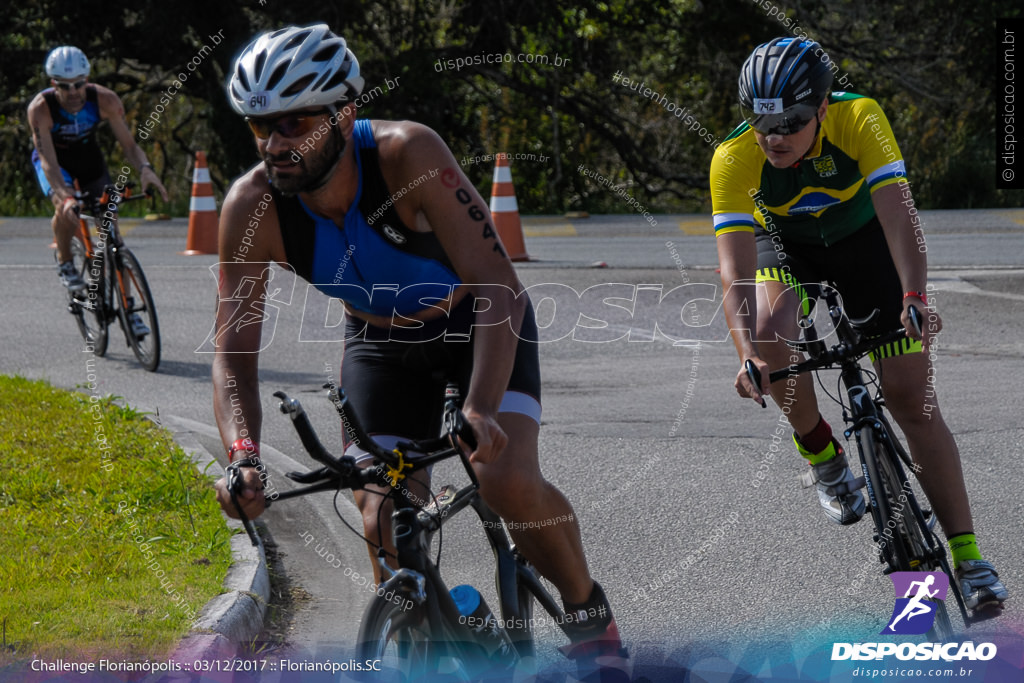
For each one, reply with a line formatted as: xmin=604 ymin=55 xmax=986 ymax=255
xmin=210 ymin=25 xmax=628 ymax=681
xmin=27 ymin=45 xmax=168 ymax=295
xmin=711 ymin=38 xmax=1007 ymax=615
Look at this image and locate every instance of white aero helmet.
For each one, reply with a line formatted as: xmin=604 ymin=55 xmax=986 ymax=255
xmin=227 ymin=24 xmax=365 ymax=116
xmin=45 ymin=46 xmax=90 ymax=79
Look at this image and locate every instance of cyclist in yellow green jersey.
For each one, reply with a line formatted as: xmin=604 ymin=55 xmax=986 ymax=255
xmin=710 ymin=37 xmax=1007 ymax=615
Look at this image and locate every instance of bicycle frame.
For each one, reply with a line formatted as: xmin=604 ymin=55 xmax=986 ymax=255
xmin=751 ymin=285 xmax=972 ymax=630
xmin=76 ymin=189 xmax=133 ymax=319
xmin=67 ymin=183 xmax=161 ymax=370
xmin=245 ymin=385 xmax=569 ymax=668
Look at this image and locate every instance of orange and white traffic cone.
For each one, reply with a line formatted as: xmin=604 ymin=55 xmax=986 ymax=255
xmin=489 ymin=153 xmax=529 ymax=262
xmin=180 ymin=150 xmax=218 ymax=255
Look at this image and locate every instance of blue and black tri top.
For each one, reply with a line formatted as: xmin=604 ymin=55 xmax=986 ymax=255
xmin=273 ymin=119 xmax=461 ymax=318
xmin=31 ymin=85 xmax=107 ymax=183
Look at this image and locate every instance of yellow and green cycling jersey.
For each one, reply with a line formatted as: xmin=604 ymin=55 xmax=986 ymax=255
xmin=710 ymin=92 xmax=906 ymax=246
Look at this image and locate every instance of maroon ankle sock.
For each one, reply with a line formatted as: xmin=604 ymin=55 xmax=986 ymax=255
xmin=799 ymin=416 xmax=833 ymax=455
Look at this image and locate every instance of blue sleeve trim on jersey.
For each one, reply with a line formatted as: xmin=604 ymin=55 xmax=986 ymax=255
xmin=713 ymin=212 xmax=758 ymax=232
xmin=865 ymin=160 xmax=906 ymax=189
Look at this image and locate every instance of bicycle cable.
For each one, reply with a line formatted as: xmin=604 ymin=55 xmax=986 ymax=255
xmin=326 ymin=458 xmax=452 ymax=568
xmin=332 ymin=487 xmax=398 ymax=561
xmin=815 ymin=369 xmax=846 ymax=412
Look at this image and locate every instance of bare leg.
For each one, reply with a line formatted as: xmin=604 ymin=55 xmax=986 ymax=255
xmin=875 ymin=351 xmax=973 ymax=536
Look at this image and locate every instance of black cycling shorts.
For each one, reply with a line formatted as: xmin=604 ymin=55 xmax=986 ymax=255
xmin=754 ymin=216 xmax=921 ymax=359
xmin=339 ymin=294 xmax=541 ymax=460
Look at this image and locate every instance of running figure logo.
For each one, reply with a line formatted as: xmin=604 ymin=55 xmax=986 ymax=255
xmin=882 ymin=571 xmax=949 ymax=635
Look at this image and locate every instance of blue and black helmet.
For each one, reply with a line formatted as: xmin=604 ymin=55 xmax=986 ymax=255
xmin=738 ymin=38 xmax=834 ymax=135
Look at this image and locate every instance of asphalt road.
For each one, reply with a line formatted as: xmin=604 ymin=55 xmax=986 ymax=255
xmin=1 ymin=212 xmax=1022 ymax=680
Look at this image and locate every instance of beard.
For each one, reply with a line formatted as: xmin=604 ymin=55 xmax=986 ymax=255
xmin=263 ymin=127 xmax=345 ymax=197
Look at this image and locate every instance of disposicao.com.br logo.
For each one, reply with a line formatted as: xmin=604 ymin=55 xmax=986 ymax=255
xmin=831 ymin=571 xmax=997 ymax=662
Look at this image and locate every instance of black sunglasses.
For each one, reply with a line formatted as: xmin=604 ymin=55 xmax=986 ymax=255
xmin=745 ymin=102 xmax=819 ymax=137
xmin=53 ymin=79 xmax=87 ymax=91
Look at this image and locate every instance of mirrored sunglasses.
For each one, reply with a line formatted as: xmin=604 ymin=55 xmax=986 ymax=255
xmin=245 ymin=111 xmax=325 ymax=140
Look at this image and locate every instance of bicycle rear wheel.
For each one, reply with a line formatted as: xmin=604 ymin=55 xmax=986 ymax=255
xmin=356 ymin=595 xmax=477 ymax=682
xmin=114 ymin=248 xmax=161 ymax=371
xmin=67 ymin=236 xmax=108 ymax=355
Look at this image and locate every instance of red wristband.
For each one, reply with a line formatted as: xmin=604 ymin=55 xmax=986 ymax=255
xmin=228 ymin=438 xmax=259 ymax=462
xmin=903 ymin=291 xmax=928 ymax=306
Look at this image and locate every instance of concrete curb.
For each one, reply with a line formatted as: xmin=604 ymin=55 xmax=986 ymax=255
xmin=158 ymin=422 xmax=271 ymax=662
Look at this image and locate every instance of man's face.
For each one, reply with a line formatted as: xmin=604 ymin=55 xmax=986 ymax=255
xmin=753 ymin=99 xmax=828 ymax=168
xmin=250 ymin=109 xmax=343 ymax=195
xmin=51 ymin=77 xmax=88 ymax=110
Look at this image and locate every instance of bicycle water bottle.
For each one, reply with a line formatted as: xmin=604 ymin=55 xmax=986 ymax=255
xmin=450 ymin=584 xmax=519 ymax=667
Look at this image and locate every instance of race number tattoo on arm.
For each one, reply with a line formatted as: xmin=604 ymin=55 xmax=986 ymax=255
xmin=445 ymin=167 xmax=507 ymax=257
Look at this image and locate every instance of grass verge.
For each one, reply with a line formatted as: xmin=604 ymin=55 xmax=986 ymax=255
xmin=0 ymin=375 xmax=233 ymax=662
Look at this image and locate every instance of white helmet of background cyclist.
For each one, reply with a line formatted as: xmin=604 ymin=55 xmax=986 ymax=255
xmin=227 ymin=24 xmax=365 ymax=116
xmin=45 ymin=46 xmax=90 ymax=79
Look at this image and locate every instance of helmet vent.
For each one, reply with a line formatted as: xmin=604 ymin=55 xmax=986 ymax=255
xmin=313 ymin=44 xmax=340 ymax=62
xmin=253 ymin=51 xmax=268 ymax=81
xmin=310 ymin=69 xmax=333 ymax=92
xmin=321 ymin=69 xmax=349 ymax=93
xmin=284 ymin=31 xmax=310 ymax=51
xmin=282 ymin=73 xmax=316 ymax=97
xmin=235 ymin=64 xmax=250 ymax=90
xmin=266 ymin=61 xmax=290 ymax=90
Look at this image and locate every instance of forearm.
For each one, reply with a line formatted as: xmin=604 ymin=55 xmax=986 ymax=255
xmin=213 ymin=355 xmax=263 ymax=454
xmin=124 ymin=144 xmax=152 ymax=174
xmin=881 ymin=217 xmax=928 ymax=295
xmin=717 ymin=234 xmax=760 ymax=360
xmin=872 ymin=183 xmax=928 ymax=295
xmin=40 ymin=159 xmax=73 ymax=203
xmin=465 ymin=286 xmax=526 ymax=414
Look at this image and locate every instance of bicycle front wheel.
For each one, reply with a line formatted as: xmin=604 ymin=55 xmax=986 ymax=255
xmin=114 ymin=249 xmax=161 ymax=371
xmin=68 ymin=236 xmax=108 ymax=355
xmin=357 ymin=595 xmax=465 ymax=682
xmin=858 ymin=428 xmax=911 ymax=572
xmin=875 ymin=433 xmax=958 ymax=640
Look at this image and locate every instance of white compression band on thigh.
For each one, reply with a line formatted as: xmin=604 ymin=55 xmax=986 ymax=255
xmin=499 ymin=390 xmax=542 ymax=424
xmin=346 ymin=391 xmax=540 ymax=465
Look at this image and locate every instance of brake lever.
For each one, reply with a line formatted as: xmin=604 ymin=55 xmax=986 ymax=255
xmin=227 ymin=465 xmax=262 ymax=546
xmin=744 ymin=359 xmax=767 ymax=409
xmin=450 ymin=409 xmax=478 ymax=450
xmin=907 ymin=304 xmax=922 ymax=339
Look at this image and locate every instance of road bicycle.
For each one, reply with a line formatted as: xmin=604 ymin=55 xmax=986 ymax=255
xmin=745 ymin=283 xmax=975 ymax=641
xmin=64 ymin=183 xmax=161 ymax=371
xmin=229 ymin=383 xmax=575 ymax=680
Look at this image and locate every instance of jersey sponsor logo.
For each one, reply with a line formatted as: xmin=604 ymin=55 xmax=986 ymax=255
xmin=381 ymin=224 xmax=407 ymax=245
xmin=788 ymin=191 xmax=841 ymax=215
xmin=812 ymin=155 xmax=839 ymax=178
xmin=753 ymin=97 xmax=784 ymax=113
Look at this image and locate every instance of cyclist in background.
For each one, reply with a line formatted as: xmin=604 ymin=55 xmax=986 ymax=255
xmin=28 ymin=45 xmax=169 ymax=296
xmin=710 ymin=38 xmax=1007 ymax=615
xmin=210 ymin=25 xmax=628 ymax=680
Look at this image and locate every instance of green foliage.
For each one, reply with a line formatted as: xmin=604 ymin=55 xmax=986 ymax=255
xmin=0 ymin=0 xmax=1018 ymax=216
xmin=0 ymin=375 xmax=232 ymax=661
